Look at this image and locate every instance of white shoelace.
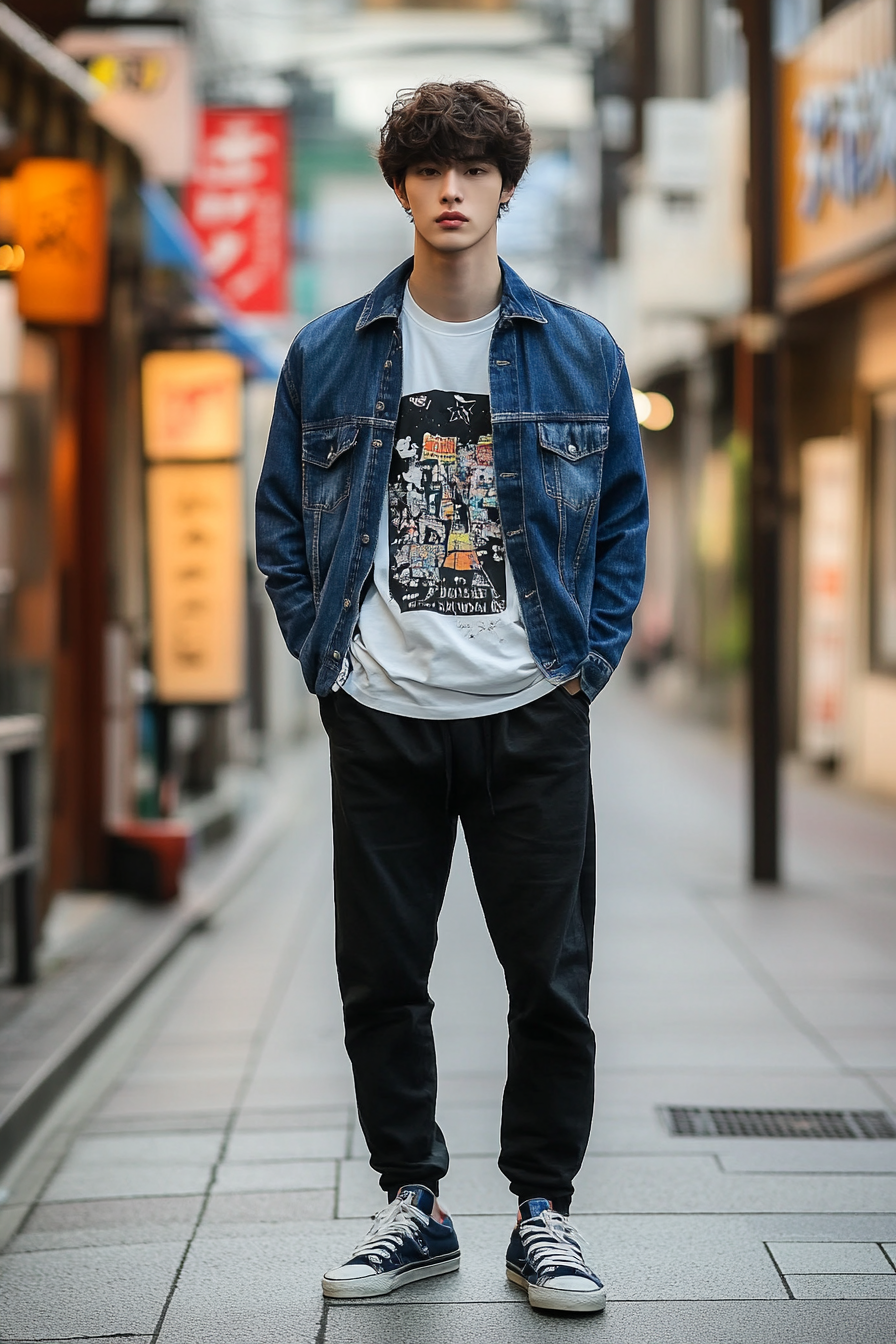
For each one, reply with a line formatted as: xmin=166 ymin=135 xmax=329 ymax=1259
xmin=519 ymin=1210 xmax=595 ymax=1279
xmin=350 ymin=1194 xmax=430 ymax=1265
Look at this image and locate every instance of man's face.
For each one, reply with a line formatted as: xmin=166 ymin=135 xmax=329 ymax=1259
xmin=395 ymin=159 xmax=514 ymax=253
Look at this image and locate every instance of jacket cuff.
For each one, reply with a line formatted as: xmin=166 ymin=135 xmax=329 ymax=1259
xmin=579 ymin=652 xmax=615 ymax=702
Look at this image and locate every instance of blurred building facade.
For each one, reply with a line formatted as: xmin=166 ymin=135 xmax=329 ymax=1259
xmin=576 ymin=0 xmax=896 ymax=801
xmin=0 ymin=8 xmax=145 ymax=927
xmin=570 ymin=0 xmax=753 ymax=724
xmin=776 ymin=0 xmax=896 ymax=798
xmin=0 ymin=1 xmax=307 ymax=955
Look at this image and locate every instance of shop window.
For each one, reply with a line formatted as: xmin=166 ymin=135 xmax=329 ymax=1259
xmin=871 ymin=390 xmax=896 ymax=674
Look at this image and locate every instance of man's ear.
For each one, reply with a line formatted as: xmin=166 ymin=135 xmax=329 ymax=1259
xmin=499 ymin=181 xmax=516 ymax=207
xmin=393 ymin=177 xmax=411 ymax=213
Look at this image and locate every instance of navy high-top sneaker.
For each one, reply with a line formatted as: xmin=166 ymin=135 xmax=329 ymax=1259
xmin=506 ymin=1198 xmax=606 ymax=1313
xmin=322 ymin=1184 xmax=460 ymax=1299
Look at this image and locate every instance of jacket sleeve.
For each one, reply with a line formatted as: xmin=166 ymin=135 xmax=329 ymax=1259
xmin=254 ymin=354 xmax=316 ymax=661
xmin=584 ymin=352 xmax=649 ymax=696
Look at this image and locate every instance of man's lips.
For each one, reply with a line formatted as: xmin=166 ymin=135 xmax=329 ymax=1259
xmin=436 ymin=212 xmax=468 ymax=228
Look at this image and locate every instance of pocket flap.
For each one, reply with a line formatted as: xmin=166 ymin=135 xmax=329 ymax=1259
xmin=537 ymin=421 xmax=608 ymax=462
xmin=302 ymin=420 xmax=359 ymax=468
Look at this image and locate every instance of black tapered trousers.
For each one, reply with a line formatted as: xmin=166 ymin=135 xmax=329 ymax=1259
xmin=318 ymin=685 xmax=596 ymax=1213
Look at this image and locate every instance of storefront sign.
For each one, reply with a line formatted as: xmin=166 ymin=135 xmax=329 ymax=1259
xmin=780 ymin=0 xmax=896 ymax=283
xmin=795 ymin=59 xmax=896 ymax=220
xmin=13 ymin=159 xmax=106 ymax=324
xmin=57 ymin=27 xmax=196 ymax=184
xmin=799 ymin=438 xmax=859 ymax=762
xmin=142 ymin=351 xmax=242 ymax=462
xmin=183 ymin=108 xmax=289 ymax=313
xmin=147 ymin=462 xmax=246 ymax=703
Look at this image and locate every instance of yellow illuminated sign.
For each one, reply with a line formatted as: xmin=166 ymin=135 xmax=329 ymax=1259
xmin=147 ymin=462 xmax=246 ymax=703
xmin=142 ymin=350 xmax=243 ymax=461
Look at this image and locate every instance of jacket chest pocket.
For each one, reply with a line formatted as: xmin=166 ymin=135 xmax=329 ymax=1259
xmin=538 ymin=421 xmax=608 ymax=511
xmin=302 ymin=421 xmax=358 ymax=511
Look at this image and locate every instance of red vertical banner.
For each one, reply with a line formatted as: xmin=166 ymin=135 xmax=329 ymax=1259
xmin=183 ymin=108 xmax=289 ymax=314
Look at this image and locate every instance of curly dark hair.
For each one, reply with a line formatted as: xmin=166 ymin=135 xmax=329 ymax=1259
xmin=378 ymin=81 xmax=531 ymax=214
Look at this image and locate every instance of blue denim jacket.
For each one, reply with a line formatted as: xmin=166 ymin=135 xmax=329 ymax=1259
xmin=256 ymin=258 xmax=648 ymax=702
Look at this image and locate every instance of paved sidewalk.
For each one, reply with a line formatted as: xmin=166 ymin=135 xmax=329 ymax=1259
xmin=0 ymin=761 xmax=294 ymax=1173
xmin=1 ymin=679 xmax=895 ymax=1342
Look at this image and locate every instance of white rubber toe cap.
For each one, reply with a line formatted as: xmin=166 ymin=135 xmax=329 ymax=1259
xmin=323 ymin=1263 xmax=377 ymax=1282
xmin=527 ymin=1274 xmax=607 ymax=1313
xmin=544 ymin=1274 xmax=602 ymax=1293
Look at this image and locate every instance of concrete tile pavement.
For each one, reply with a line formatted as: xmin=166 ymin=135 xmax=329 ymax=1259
xmin=1 ymin=680 xmax=896 ymax=1342
xmin=0 ymin=1240 xmax=186 ymax=1338
xmin=320 ymin=1301 xmax=893 ymax=1342
xmin=0 ymin=760 xmax=297 ymax=1180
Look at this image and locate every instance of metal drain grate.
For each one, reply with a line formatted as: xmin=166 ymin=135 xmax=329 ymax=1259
xmin=660 ymin=1107 xmax=896 ymax=1139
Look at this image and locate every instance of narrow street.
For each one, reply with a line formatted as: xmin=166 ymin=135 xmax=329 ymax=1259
xmin=1 ymin=677 xmax=895 ymax=1343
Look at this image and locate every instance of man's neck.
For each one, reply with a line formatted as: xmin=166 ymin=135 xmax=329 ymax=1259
xmin=406 ymin=236 xmax=502 ymax=323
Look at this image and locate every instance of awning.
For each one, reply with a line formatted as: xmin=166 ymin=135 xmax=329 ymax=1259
xmin=141 ymin=183 xmax=282 ymax=381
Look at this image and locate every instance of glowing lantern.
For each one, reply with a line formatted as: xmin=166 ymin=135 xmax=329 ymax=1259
xmin=13 ymin=159 xmax=107 ymax=324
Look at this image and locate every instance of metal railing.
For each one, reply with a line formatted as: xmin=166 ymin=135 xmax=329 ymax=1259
xmin=0 ymin=715 xmax=42 ymax=984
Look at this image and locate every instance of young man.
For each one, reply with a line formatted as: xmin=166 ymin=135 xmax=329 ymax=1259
xmin=256 ymin=81 xmax=647 ymax=1314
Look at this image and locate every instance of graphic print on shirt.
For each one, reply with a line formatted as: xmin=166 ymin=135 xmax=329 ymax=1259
xmin=388 ymin=389 xmax=506 ymax=617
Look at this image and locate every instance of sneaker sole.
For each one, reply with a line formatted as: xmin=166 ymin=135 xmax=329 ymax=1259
xmin=322 ymin=1251 xmax=461 ymax=1299
xmin=506 ymin=1266 xmax=606 ymax=1314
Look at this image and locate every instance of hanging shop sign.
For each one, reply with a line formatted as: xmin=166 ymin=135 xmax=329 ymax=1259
xmin=183 ymin=108 xmax=289 ymax=314
xmin=779 ymin=0 xmax=896 ymax=305
xmin=56 ymin=27 xmax=197 ymax=184
xmin=799 ymin=438 xmax=859 ymax=764
xmin=142 ymin=350 xmax=243 ymax=462
xmin=146 ymin=462 xmax=246 ymax=703
xmin=13 ymin=159 xmax=106 ymax=324
xmin=143 ymin=350 xmax=245 ymax=701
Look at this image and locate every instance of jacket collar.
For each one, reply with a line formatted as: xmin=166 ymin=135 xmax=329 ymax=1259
xmin=354 ymin=256 xmax=548 ymax=331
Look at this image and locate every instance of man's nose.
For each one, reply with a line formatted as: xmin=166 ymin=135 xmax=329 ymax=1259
xmin=440 ymin=172 xmax=463 ymax=201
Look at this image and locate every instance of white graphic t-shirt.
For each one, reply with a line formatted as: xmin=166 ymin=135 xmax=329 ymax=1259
xmin=343 ymin=286 xmax=551 ymax=719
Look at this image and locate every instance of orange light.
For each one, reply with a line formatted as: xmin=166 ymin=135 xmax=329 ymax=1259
xmin=13 ymin=159 xmax=107 ymax=324
xmin=643 ymin=392 xmax=674 ymax=431
xmin=0 ymin=244 xmax=24 ymax=272
xmin=633 ymin=390 xmax=675 ymax=432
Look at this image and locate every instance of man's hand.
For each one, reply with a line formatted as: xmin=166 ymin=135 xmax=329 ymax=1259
xmin=563 ymin=677 xmax=581 ymax=696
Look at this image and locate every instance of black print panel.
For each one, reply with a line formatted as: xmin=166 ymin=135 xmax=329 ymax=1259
xmin=388 ymin=390 xmax=506 ymax=617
